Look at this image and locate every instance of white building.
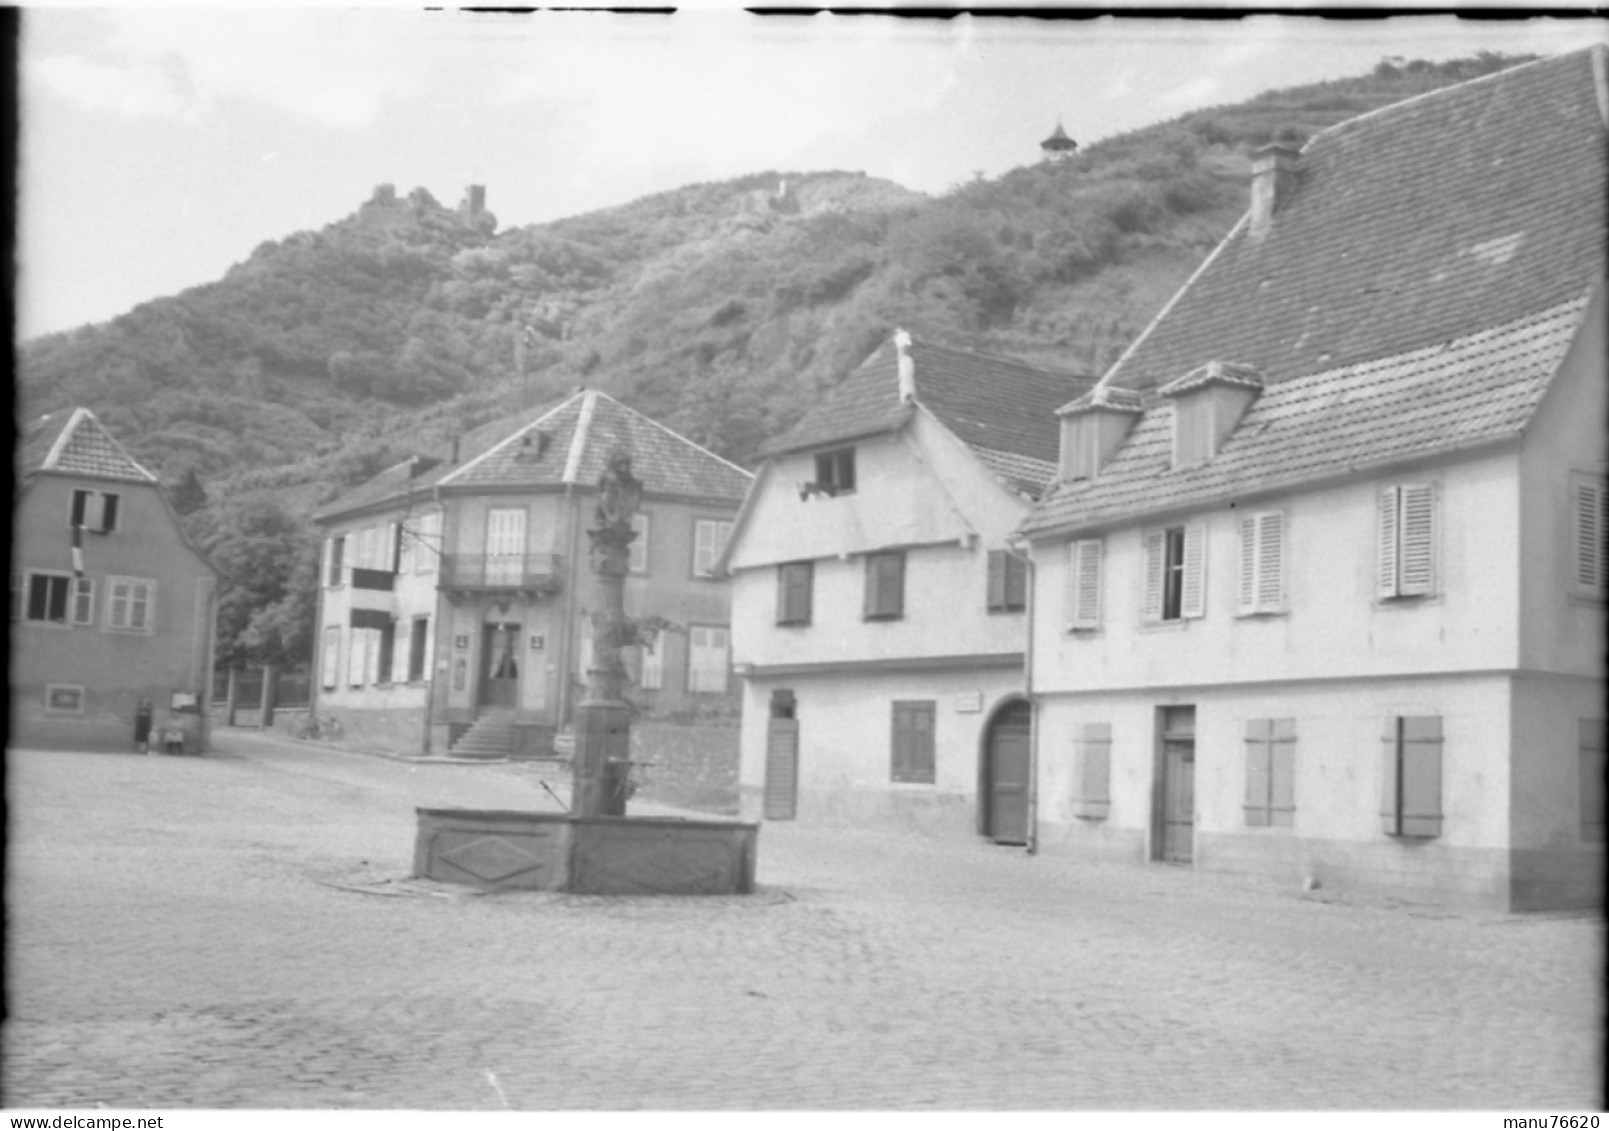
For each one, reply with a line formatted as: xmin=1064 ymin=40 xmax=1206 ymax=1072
xmin=721 ymin=333 xmax=1089 ymax=838
xmin=1018 ymin=48 xmax=1607 ymax=910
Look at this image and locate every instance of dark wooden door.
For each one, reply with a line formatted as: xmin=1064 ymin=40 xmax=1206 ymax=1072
xmin=1161 ymin=739 xmax=1195 ymax=862
xmin=988 ymin=703 xmax=1032 ymax=845
xmin=764 ymin=718 xmax=799 ymax=820
xmin=479 ymin=623 xmax=521 ymax=708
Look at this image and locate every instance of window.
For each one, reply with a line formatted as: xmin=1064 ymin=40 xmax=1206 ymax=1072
xmin=408 ymin=617 xmax=430 ymax=682
xmin=693 ymin=519 xmax=733 ymax=578
xmin=1072 ymin=722 xmax=1111 ymax=818
xmin=25 ymin=572 xmax=72 ymax=624
xmin=814 ymin=448 xmax=856 ymax=496
xmin=71 ymin=577 xmax=95 ymax=625
xmin=1143 ymin=524 xmax=1204 ymax=622
xmin=1244 ymin=718 xmax=1296 ymax=827
xmin=485 ymin=508 xmax=527 ymax=585
xmin=348 ymin=628 xmax=370 ymax=687
xmin=1382 ymin=715 xmax=1442 ymax=837
xmin=45 ymin=684 xmax=86 ymax=714
xmin=1378 ymin=483 xmax=1436 ymax=599
xmin=891 ymin=700 xmax=936 ymax=784
xmin=326 ymin=536 xmax=346 ymax=587
xmin=777 ymin=561 xmax=814 ymax=625
xmin=629 ymin=513 xmax=650 ymax=575
xmin=413 ymin=511 xmax=441 ymax=575
xmin=1571 ymin=474 xmax=1606 ymax=599
xmin=1237 ymin=511 xmax=1286 ymax=615
xmin=1581 ymin=719 xmax=1605 ymax=842
xmin=864 ymin=552 xmax=905 ymax=620
xmin=639 ymin=637 xmax=665 ymax=690
xmin=1066 ymin=539 xmax=1103 ymax=631
xmin=986 ymin=550 xmax=1028 ymax=613
xmin=105 ymin=577 xmax=155 ymax=633
xmin=687 ymin=626 xmax=729 ymax=693
xmin=69 ymin=489 xmax=120 ymax=533
xmin=377 ymin=621 xmax=396 ymax=684
xmin=321 ymin=626 xmax=341 ymax=690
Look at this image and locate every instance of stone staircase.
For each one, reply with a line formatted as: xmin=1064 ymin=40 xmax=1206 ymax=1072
xmin=449 ymin=711 xmax=517 ymax=761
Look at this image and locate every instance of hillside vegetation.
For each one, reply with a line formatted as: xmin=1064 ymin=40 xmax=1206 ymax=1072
xmin=16 ymin=51 xmax=1534 ymax=667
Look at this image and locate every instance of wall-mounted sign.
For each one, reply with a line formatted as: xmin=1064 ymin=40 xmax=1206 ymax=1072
xmin=170 ymin=691 xmax=198 ymax=712
xmin=954 ymin=691 xmax=983 ymax=714
xmin=529 ymin=635 xmax=545 ymax=651
xmin=454 ymin=634 xmax=469 ymax=651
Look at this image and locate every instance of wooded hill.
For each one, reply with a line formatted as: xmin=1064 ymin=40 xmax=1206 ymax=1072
xmin=15 ymin=51 xmax=1535 ymax=668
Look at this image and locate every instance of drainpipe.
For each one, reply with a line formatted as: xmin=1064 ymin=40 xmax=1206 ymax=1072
xmin=556 ymin=483 xmax=583 ymax=730
xmin=1005 ymin=537 xmax=1038 ymax=856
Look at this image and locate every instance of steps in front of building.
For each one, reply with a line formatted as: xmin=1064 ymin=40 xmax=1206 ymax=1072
xmin=449 ymin=711 xmax=517 ymax=761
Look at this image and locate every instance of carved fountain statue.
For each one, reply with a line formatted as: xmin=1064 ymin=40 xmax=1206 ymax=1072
xmin=413 ymin=450 xmax=758 ymax=895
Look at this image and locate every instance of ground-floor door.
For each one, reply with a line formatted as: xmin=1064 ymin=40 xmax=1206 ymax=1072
xmin=987 ymin=700 xmax=1032 ymax=845
xmin=479 ymin=622 xmax=522 ymax=709
xmin=1159 ymin=705 xmax=1195 ymax=863
xmin=764 ymin=690 xmax=798 ymax=820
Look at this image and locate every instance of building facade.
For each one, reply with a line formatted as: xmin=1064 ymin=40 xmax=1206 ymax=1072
xmin=12 ymin=408 xmax=219 ymax=752
xmin=722 ymin=333 xmax=1089 ymax=838
xmin=1019 ymin=48 xmax=1607 ymax=910
xmin=311 ymin=389 xmax=751 ymax=758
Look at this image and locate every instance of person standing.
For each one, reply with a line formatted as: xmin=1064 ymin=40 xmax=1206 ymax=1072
xmin=134 ymin=697 xmax=153 ymax=755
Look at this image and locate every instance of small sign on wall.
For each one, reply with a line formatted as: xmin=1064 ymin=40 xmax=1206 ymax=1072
xmin=455 ymin=634 xmax=469 ymax=651
xmin=529 ymin=634 xmax=545 ymax=651
xmin=955 ymin=691 xmax=983 ymax=714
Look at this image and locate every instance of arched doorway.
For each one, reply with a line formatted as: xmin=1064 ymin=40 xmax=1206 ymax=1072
xmin=983 ymin=698 xmax=1032 ymax=845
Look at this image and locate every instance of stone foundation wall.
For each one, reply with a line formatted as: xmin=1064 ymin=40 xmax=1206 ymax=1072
xmin=322 ymin=706 xmax=426 ymax=757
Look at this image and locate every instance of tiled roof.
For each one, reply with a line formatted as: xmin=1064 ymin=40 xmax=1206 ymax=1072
xmin=763 ymin=333 xmax=1091 ymax=497
xmin=1023 ymin=48 xmax=1607 ymax=539
xmin=19 ymin=408 xmax=157 ymax=483
xmin=1023 ymin=294 xmax=1592 ymax=535
xmin=313 ymin=401 xmax=560 ymax=521
xmin=1101 ymin=47 xmax=1607 ymax=395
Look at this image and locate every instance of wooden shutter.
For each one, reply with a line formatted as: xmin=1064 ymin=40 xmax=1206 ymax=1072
xmin=865 ymin=553 xmax=903 ymax=619
xmin=1377 ymin=487 xmax=1400 ymax=598
xmin=1244 ymin=718 xmax=1273 ymax=826
xmin=1398 ymin=485 xmax=1435 ymax=597
xmin=321 ymin=626 xmax=341 ymax=689
xmin=1073 ymin=722 xmax=1111 ymax=818
xmin=1268 ymin=717 xmax=1296 ymax=826
xmin=1257 ymin=513 xmax=1285 ymax=611
xmin=891 ymin=701 xmax=935 ymax=783
xmin=1067 ymin=540 xmax=1103 ymax=630
xmin=779 ymin=562 xmax=812 ymax=625
xmin=1574 ymin=477 xmax=1605 ymax=593
xmin=987 ymin=550 xmax=1006 ymax=610
xmin=1238 ymin=516 xmax=1258 ymax=614
xmin=1580 ymin=718 xmax=1606 ymax=842
xmin=1180 ymin=523 xmax=1206 ymax=619
xmin=388 ymin=522 xmax=401 ymax=573
xmin=1142 ymin=529 xmax=1166 ymax=622
xmin=1383 ymin=716 xmax=1442 ymax=837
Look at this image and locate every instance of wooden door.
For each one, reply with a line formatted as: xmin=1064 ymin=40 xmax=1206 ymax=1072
xmin=1161 ymin=738 xmax=1195 ymax=862
xmin=988 ymin=701 xmax=1032 ymax=845
xmin=479 ymin=623 xmax=522 ymax=708
xmin=764 ymin=690 xmax=798 ymax=820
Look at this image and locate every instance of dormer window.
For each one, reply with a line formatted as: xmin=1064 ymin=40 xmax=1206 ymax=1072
xmin=1056 ymin=388 xmax=1144 ymax=482
xmin=1159 ymin=361 xmax=1263 ymax=470
xmin=814 ymin=449 xmax=856 ymax=497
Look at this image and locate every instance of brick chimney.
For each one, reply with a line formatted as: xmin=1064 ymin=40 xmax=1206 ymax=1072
xmin=1249 ymin=144 xmax=1300 ymax=242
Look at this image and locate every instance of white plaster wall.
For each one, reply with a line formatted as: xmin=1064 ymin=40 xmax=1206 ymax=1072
xmin=1031 ymin=448 xmax=1522 ymax=694
xmin=738 ymin=669 xmax=1025 ymax=836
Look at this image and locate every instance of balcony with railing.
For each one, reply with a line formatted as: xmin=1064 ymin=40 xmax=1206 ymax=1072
xmin=440 ymin=553 xmax=564 ymax=598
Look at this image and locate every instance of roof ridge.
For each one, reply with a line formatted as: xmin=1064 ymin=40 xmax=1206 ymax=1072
xmin=562 ymin=389 xmax=597 ymax=484
xmin=589 ymin=389 xmax=755 ymax=479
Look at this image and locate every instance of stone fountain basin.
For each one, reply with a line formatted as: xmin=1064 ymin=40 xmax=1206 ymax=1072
xmin=414 ymin=807 xmax=759 ymax=895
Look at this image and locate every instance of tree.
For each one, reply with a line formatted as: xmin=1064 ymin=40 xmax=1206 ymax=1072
xmin=170 ymin=468 xmax=208 ymax=516
xmin=199 ymin=500 xmax=320 ymax=671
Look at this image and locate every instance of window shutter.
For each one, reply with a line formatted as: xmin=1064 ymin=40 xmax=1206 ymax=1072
xmin=1378 ymin=487 xmax=1400 ymax=598
xmin=1244 ymin=718 xmax=1273 ymax=826
xmin=1180 ymin=523 xmax=1206 ymax=619
xmin=1073 ymin=722 xmax=1111 ymax=819
xmin=1257 ymin=513 xmax=1284 ymax=611
xmin=987 ymin=550 xmax=1006 ymax=610
xmin=1068 ymin=540 xmax=1103 ymax=630
xmin=1398 ymin=715 xmax=1443 ymax=837
xmin=1398 ymin=485 xmax=1435 ymax=597
xmin=1574 ymin=478 xmax=1605 ymax=593
xmin=1142 ymin=530 xmax=1165 ymax=622
xmin=70 ymin=490 xmax=88 ymax=528
xmin=72 ymin=578 xmax=95 ymax=625
xmin=891 ymin=703 xmax=912 ymax=781
xmin=1580 ymin=718 xmax=1606 ymax=842
xmin=321 ymin=627 xmax=341 ymax=689
xmin=99 ymin=494 xmax=119 ymax=533
xmin=1238 ymin=515 xmax=1258 ymax=614
xmin=388 ymin=523 xmax=400 ymax=572
xmin=1269 ymin=717 xmax=1296 ymax=826
xmin=1005 ymin=554 xmax=1027 ymax=610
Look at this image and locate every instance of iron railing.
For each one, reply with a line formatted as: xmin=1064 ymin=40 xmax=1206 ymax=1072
xmin=440 ymin=553 xmax=563 ymax=592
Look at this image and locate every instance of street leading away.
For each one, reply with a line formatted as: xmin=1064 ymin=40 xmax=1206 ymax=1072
xmin=4 ymin=732 xmax=1603 ymax=1111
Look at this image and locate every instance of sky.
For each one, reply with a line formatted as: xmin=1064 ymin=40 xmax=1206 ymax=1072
xmin=18 ymin=8 xmax=1608 ymax=341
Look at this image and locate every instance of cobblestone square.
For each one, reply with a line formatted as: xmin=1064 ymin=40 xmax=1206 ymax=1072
xmin=4 ymin=733 xmax=1603 ymax=1110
